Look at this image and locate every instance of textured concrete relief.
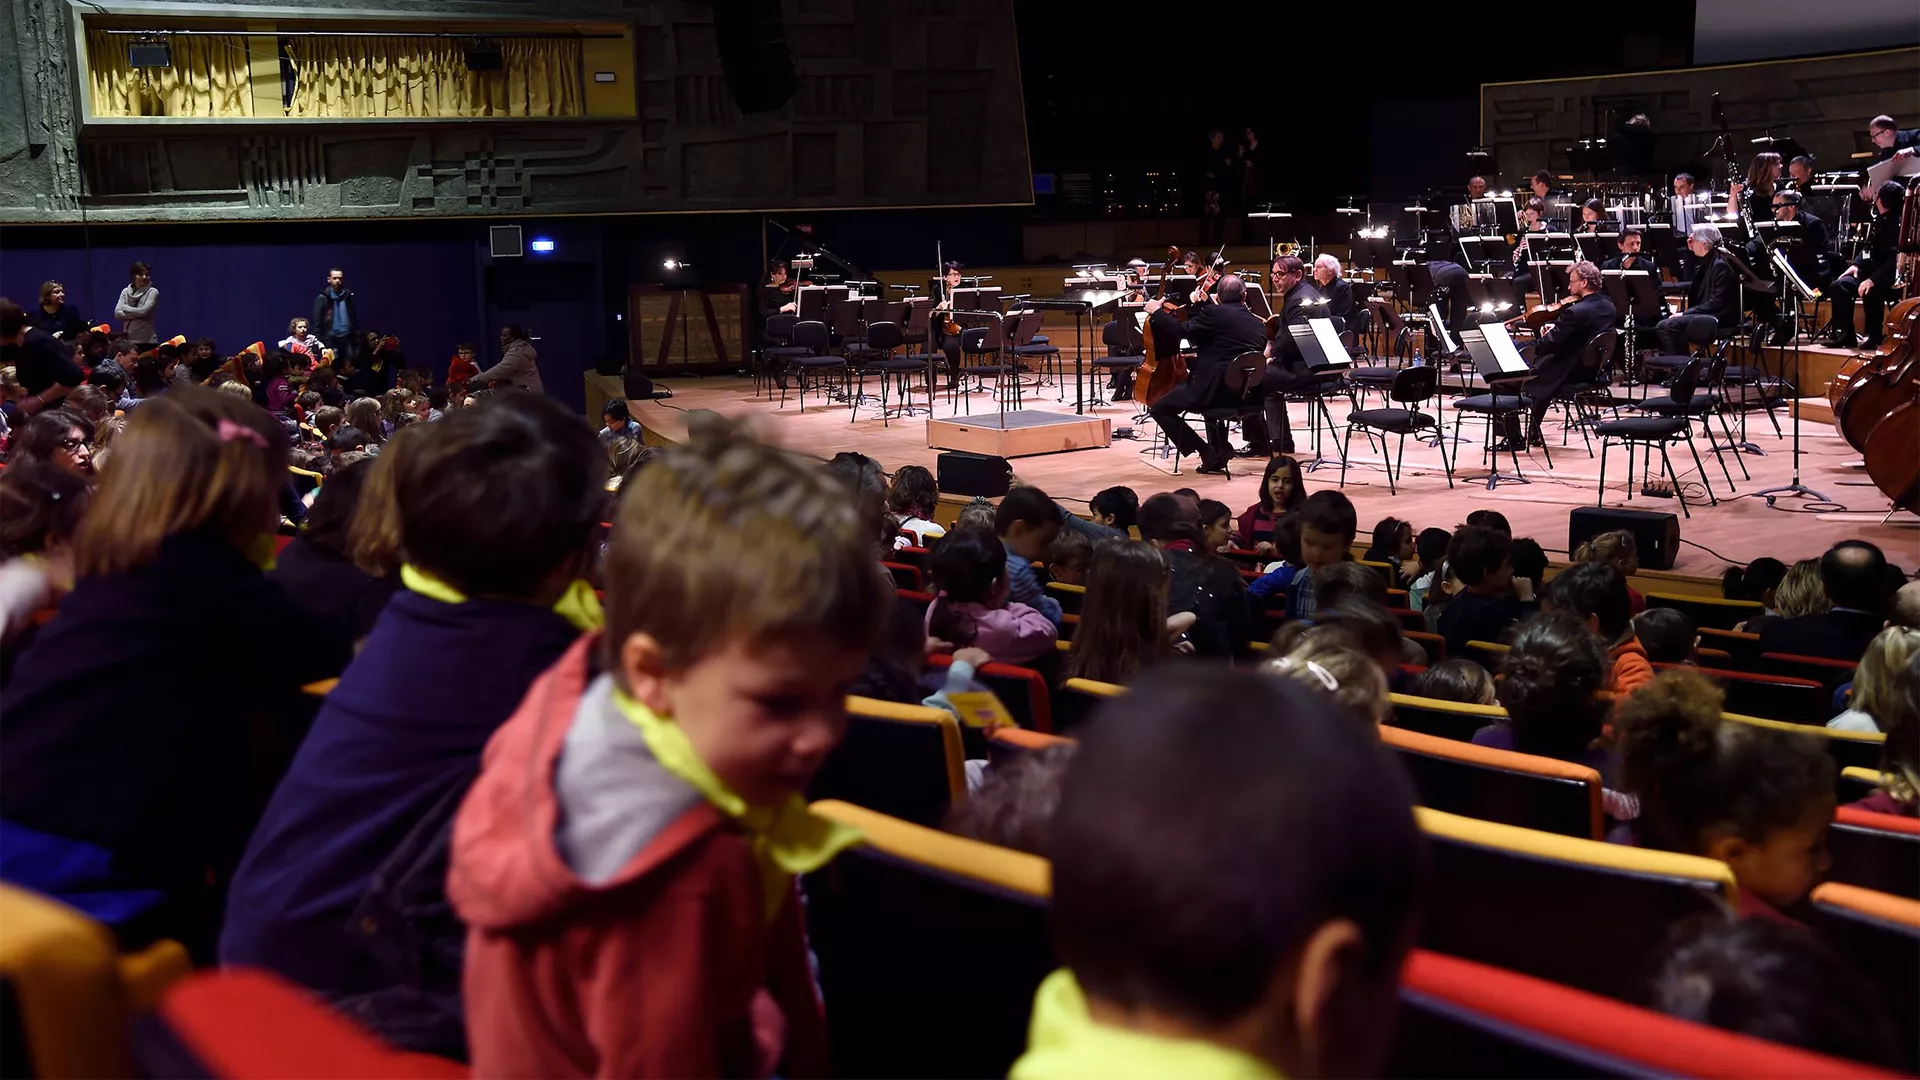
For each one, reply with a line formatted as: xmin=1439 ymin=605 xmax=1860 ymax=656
xmin=2 ymin=0 xmax=1031 ymax=223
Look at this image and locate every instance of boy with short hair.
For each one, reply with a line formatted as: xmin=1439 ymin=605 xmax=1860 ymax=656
xmin=448 ymin=434 xmax=890 ymax=1077
xmin=1284 ymin=489 xmax=1358 ymax=621
xmin=1017 ymin=667 xmax=1425 ymax=1079
xmin=997 ymin=484 xmax=1065 ymax=628
xmin=1436 ymin=524 xmax=1537 ymax=660
xmin=600 ymin=398 xmax=637 ymax=444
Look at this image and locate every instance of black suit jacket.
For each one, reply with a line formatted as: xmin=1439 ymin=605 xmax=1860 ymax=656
xmin=1876 ymin=129 xmax=1920 ymax=160
xmin=1527 ymin=292 xmax=1616 ymax=399
xmin=1685 ymin=252 xmax=1739 ymax=327
xmin=1178 ymin=300 xmax=1270 ymax=399
xmin=1852 ymin=209 xmax=1899 ymax=287
xmin=1756 ymin=609 xmax=1886 ymax=664
xmin=1319 ymin=276 xmax=1355 ymax=324
xmin=1267 ymin=280 xmax=1324 ymax=371
xmin=1780 ymin=211 xmax=1828 ymax=283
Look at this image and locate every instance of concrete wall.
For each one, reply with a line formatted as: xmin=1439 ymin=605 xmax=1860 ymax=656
xmin=0 ymin=0 xmax=1033 ymax=224
xmin=1479 ymin=47 xmax=1920 ymax=186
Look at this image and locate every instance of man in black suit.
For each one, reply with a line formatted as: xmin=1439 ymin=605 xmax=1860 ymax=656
xmin=1758 ymin=541 xmax=1892 ymax=662
xmin=1257 ymin=256 xmax=1324 ymax=455
xmin=1825 ymin=182 xmax=1903 ymax=349
xmin=1497 ymin=260 xmax=1616 ymax=448
xmin=1147 ymin=273 xmax=1269 ymax=474
xmin=1655 ymin=225 xmax=1738 ymax=356
xmin=1869 ymin=114 xmax=1920 ymax=162
xmin=1750 ymin=191 xmax=1828 ymax=342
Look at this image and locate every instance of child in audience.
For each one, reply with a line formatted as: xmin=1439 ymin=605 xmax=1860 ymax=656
xmin=0 ymin=463 xmax=91 ymax=651
xmin=1410 ymin=658 xmax=1496 ymax=706
xmin=222 ymin=396 xmax=605 ymax=1055
xmin=1044 ymin=529 xmax=1091 ymax=587
xmin=1574 ymin=528 xmax=1645 ymax=614
xmin=345 ymin=396 xmax=385 ymax=445
xmin=260 ymin=353 xmax=294 ymax=417
xmin=447 ymin=343 xmax=480 ymax=389
xmin=1263 ymin=624 xmax=1391 ymax=726
xmin=1477 ymin=614 xmax=1617 ymax=792
xmin=599 ymin=398 xmax=636 ymax=444
xmin=1198 ymin=498 xmax=1235 ymax=554
xmin=311 ymin=404 xmax=344 ymax=445
xmin=1464 ymin=508 xmax=1511 ymax=535
xmin=1829 ymin=626 xmax=1920 ymax=734
xmin=1633 ymin=607 xmax=1699 ymax=665
xmin=1436 ymin=525 xmax=1535 ymax=660
xmin=1236 ymin=454 xmax=1305 ymax=552
xmin=0 ymin=388 xmax=347 ymax=954
xmin=262 ymin=459 xmax=396 ymax=652
xmin=62 ymin=384 xmax=110 ymax=426
xmin=1247 ymin=513 xmax=1303 ymax=600
xmin=1407 ymin=526 xmax=1452 ymax=611
xmin=1139 ymin=493 xmax=1248 ymax=659
xmin=996 ymin=485 xmax=1065 ymax=629
xmin=12 ymin=410 xmax=95 ymax=478
xmin=1615 ymin=670 xmax=1835 ymax=921
xmin=1542 ymin=562 xmax=1653 ymax=694
xmin=945 ymin=744 xmax=1076 ymax=857
xmin=1309 ymin=598 xmax=1426 ymax=684
xmin=1284 ymin=489 xmax=1358 ymax=621
xmin=1723 ymin=556 xmax=1787 ymax=628
xmin=1313 ymin=560 xmax=1388 ymax=611
xmin=1509 ymin=536 xmax=1549 ymax=594
xmin=927 ymin=525 xmax=1058 ymax=667
xmin=1086 ymin=485 xmax=1139 ymax=536
xmin=887 ymin=463 xmax=945 ymax=547
xmin=447 ymin=433 xmax=887 ymax=1077
xmin=1853 ymin=651 xmax=1917 ymax=816
xmin=955 ymin=496 xmax=997 ymax=532
xmin=329 ymin=425 xmax=370 ymax=457
xmin=1362 ymin=516 xmax=1415 ymax=585
xmin=1644 ymin=919 xmax=1903 ymax=1069
xmin=1016 ymin=666 xmax=1423 ymax=1079
xmin=1066 ymin=538 xmax=1187 ymax=685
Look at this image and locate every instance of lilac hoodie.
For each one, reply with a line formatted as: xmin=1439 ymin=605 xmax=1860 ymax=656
xmin=925 ymin=600 xmax=1058 ymax=667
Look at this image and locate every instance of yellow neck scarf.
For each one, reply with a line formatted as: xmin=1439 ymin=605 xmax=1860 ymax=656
xmin=609 ymin=687 xmax=863 ymax=919
xmin=400 ymin=564 xmax=603 ymax=632
xmin=1011 ymin=970 xmax=1283 ymax=1080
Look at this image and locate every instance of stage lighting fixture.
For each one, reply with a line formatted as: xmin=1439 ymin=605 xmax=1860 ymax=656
xmin=529 ymin=238 xmax=556 ymax=253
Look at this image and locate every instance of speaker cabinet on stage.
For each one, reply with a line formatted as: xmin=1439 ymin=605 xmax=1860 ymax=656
xmin=1569 ymin=507 xmax=1680 ymax=571
xmin=938 ymin=451 xmax=1012 ymax=498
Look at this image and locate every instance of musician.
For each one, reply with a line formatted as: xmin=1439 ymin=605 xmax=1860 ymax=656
xmin=1655 ymin=224 xmax=1739 ymax=355
xmin=1785 ymin=155 xmax=1816 ymax=190
xmin=930 ymin=260 xmax=966 ymax=385
xmin=1427 ymin=257 xmax=1475 ymax=336
xmin=1311 ymin=254 xmax=1355 ymax=325
xmin=1456 ymin=175 xmax=1490 ymax=232
xmin=1577 ymin=198 xmax=1606 ymax=233
xmin=1497 ymin=259 xmax=1616 ymax=449
xmin=1869 ymin=114 xmax=1920 ymax=162
xmin=1749 ymin=190 xmax=1828 ymax=343
xmin=1727 ymin=152 xmax=1781 ymax=228
xmin=756 ymin=260 xmax=798 ymax=387
xmin=1669 ymin=173 xmax=1707 ymax=277
xmin=1255 ymin=256 xmax=1326 ymax=455
xmin=1824 ymin=181 xmax=1903 ymax=350
xmin=1509 ymin=199 xmax=1548 ymax=292
xmin=1146 ymin=273 xmax=1270 ymax=474
xmin=1603 ymin=227 xmax=1653 ymax=273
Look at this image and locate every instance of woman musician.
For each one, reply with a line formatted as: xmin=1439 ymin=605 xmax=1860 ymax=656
xmin=1726 ymin=151 xmax=1781 ymax=230
xmin=930 ymin=260 xmax=966 ymax=387
xmin=757 ymin=260 xmax=797 ymax=388
xmin=1577 ymin=198 xmax=1606 ymax=233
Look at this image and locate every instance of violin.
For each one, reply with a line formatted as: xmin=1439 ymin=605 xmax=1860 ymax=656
xmin=1505 ymin=296 xmax=1571 ymax=332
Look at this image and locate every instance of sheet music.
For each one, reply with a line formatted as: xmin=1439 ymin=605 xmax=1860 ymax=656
xmin=1426 ymin=304 xmax=1457 ymax=354
xmin=1866 ymin=152 xmax=1920 ymax=191
xmin=1306 ymin=317 xmax=1349 ymax=368
xmin=1479 ymin=322 xmax=1530 ymax=374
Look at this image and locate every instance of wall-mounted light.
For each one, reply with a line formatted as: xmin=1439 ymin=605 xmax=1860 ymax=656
xmin=529 ymin=237 xmax=556 ymax=253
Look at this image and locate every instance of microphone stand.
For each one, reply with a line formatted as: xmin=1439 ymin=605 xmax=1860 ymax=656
xmin=1752 ymin=242 xmax=1840 ymax=511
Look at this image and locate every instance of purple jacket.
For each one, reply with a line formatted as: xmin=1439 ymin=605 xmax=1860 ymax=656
xmin=925 ymin=600 xmax=1058 ymax=667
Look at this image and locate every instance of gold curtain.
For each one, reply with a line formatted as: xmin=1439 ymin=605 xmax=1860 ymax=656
xmin=287 ymin=36 xmax=582 ymax=119
xmin=86 ymin=29 xmax=256 ymax=118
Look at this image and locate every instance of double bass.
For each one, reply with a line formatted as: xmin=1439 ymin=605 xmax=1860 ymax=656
xmin=1832 ymin=181 xmax=1920 ymax=511
xmin=1133 ymin=246 xmax=1190 ymax=405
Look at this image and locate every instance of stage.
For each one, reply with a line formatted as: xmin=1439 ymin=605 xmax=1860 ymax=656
xmin=627 ymin=371 xmax=1918 ymax=577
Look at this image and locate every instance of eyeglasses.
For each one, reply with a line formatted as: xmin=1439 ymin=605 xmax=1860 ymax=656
xmin=57 ymin=435 xmax=90 ymax=452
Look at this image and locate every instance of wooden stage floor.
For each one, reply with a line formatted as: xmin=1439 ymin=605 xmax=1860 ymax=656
xmin=629 ymin=373 xmax=1919 ymax=577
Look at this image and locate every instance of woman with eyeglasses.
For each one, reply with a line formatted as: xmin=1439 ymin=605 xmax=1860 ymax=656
xmin=12 ymin=410 xmax=94 ymax=478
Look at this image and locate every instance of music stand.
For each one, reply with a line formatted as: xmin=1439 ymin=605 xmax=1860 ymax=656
xmin=1460 ymin=323 xmax=1534 ymax=489
xmin=1425 ymin=302 xmax=1458 ymax=358
xmin=1244 ymin=282 xmax=1273 ymax=320
xmin=797 ymin=284 xmax=848 ymax=322
xmin=1752 ymin=240 xmax=1840 ymax=512
xmin=1286 ymin=318 xmax=1355 ymax=472
xmin=1576 ymin=231 xmax=1621 ymax=263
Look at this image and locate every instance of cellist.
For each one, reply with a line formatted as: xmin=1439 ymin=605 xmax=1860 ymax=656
xmin=1145 ymin=273 xmax=1271 ymax=474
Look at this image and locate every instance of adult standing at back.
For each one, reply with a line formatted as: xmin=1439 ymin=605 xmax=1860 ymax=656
xmin=467 ymin=325 xmax=543 ymax=395
xmin=115 ymin=262 xmax=160 ymax=346
xmin=312 ymin=268 xmax=360 ymax=367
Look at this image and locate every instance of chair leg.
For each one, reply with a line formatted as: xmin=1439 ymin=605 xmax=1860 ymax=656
xmin=1389 ymin=432 xmax=1406 ymax=495
xmin=1339 ymin=424 xmax=1352 ymax=488
xmin=1660 ymin=443 xmax=1691 ymax=519
xmin=1683 ymin=434 xmax=1719 ymax=507
xmin=1434 ymin=420 xmax=1455 ymax=487
xmin=1597 ymin=437 xmax=1609 ymax=504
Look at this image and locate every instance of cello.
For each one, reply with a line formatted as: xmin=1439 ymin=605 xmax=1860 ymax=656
xmin=1133 ymin=245 xmax=1190 ymax=405
xmin=1832 ymin=182 xmax=1920 ymax=451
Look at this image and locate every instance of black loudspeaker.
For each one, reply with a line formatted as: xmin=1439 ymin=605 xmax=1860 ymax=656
xmin=623 ymin=370 xmax=654 ymax=398
xmin=1568 ymin=506 xmax=1680 ymax=571
xmin=488 ymin=224 xmax=523 ymax=258
xmin=713 ymin=0 xmax=798 ymax=114
xmin=937 ymin=451 xmax=1012 ymax=498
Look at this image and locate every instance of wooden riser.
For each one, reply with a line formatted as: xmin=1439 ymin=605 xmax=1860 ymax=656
xmin=926 ymin=410 xmax=1112 ymax=458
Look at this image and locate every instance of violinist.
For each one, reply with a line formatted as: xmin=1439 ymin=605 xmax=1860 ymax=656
xmin=1257 ymin=256 xmax=1324 ymax=456
xmin=930 ymin=260 xmax=966 ymax=387
xmin=1824 ymin=181 xmax=1903 ymax=350
xmin=1496 ymin=259 xmax=1615 ymax=451
xmin=757 ymin=260 xmax=798 ymax=388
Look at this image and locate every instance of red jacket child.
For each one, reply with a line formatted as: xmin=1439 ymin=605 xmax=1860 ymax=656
xmin=447 ymin=635 xmax=831 ymax=1078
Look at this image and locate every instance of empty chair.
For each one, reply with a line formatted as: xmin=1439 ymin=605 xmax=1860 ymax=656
xmin=1045 ymin=580 xmax=1085 ymax=615
xmin=1092 ymin=319 xmax=1145 ymax=406
xmin=1645 ymin=592 xmax=1767 ymax=632
xmin=986 ymin=726 xmax=1075 ymax=768
xmin=1463 ymin=639 xmax=1511 ymax=672
xmin=1759 ymin=652 xmax=1858 ymax=695
xmin=1697 ymin=627 xmax=1763 ymax=669
xmin=1050 ymin=676 xmax=1124 ymax=735
xmin=1404 ymin=630 xmax=1448 ymax=664
xmin=955 ymin=315 xmax=1021 ymax=413
xmin=1594 ymin=355 xmax=1721 ymax=519
xmin=1388 ymin=692 xmax=1503 ymax=743
xmin=1388 ymin=948 xmax=1891 ymax=1079
xmin=807 ymin=697 xmax=964 ymax=827
xmin=851 ymin=321 xmax=926 ymax=426
xmin=1416 ymin=806 xmax=1735 ymax=1001
xmin=1667 ymin=664 xmax=1826 ymax=726
xmin=775 ymin=320 xmax=841 ymax=412
xmin=1827 ymin=805 xmax=1919 ymax=899
xmin=1807 ymin=883 xmax=1919 ymax=1072
xmin=1341 ymin=365 xmax=1453 ymax=494
xmin=804 ymin=800 xmax=1053 ymax=1080
xmin=1380 ymin=726 xmax=1604 ymax=840
xmin=881 ymin=561 xmax=923 ymax=591
xmin=1721 ymin=711 xmax=1885 ymax=776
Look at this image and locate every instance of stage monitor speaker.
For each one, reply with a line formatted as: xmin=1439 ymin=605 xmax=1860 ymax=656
xmin=713 ymin=0 xmax=798 ymax=114
xmin=1568 ymin=506 xmax=1679 ymax=571
xmin=489 ymin=224 xmax=524 ymax=259
xmin=938 ymin=451 xmax=1012 ymax=498
xmin=623 ymin=370 xmax=654 ymax=399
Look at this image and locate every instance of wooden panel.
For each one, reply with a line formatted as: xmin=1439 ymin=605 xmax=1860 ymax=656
xmin=627 ymin=283 xmax=749 ymax=370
